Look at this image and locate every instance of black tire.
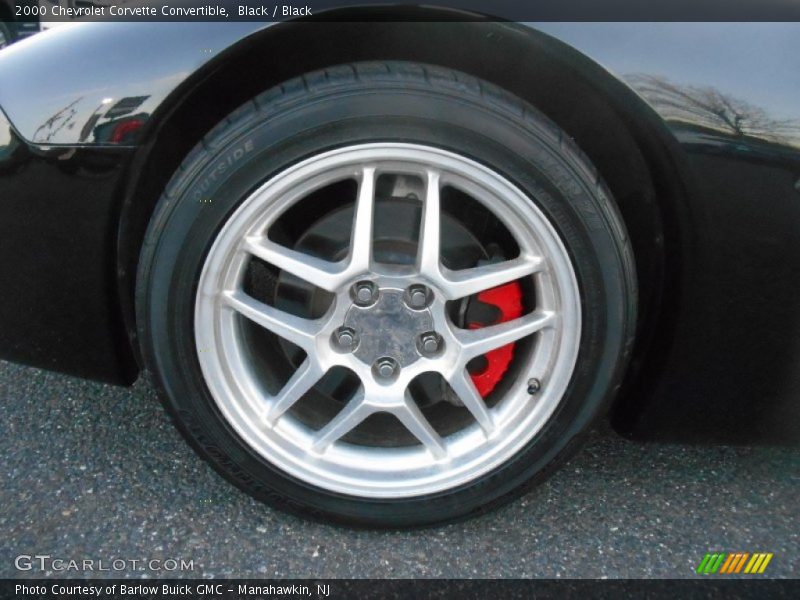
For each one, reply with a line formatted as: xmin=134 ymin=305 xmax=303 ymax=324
xmin=136 ymin=62 xmax=636 ymax=527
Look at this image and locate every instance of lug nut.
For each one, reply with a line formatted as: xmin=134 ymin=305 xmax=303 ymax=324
xmin=373 ymin=357 xmax=399 ymax=380
xmin=405 ymin=284 xmax=429 ymax=309
xmin=333 ymin=327 xmax=358 ymax=352
xmin=418 ymin=332 xmax=443 ymax=356
xmin=527 ymin=378 xmax=542 ymax=395
xmin=352 ymin=281 xmax=377 ymax=306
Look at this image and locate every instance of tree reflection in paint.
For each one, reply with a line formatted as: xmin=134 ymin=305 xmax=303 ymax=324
xmin=627 ymin=74 xmax=800 ymax=149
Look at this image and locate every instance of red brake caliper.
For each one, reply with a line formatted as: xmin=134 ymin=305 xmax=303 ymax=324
xmin=468 ymin=282 xmax=523 ymax=397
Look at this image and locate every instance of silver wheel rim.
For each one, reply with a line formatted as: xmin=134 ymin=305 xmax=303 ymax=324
xmin=195 ymin=143 xmax=581 ymax=498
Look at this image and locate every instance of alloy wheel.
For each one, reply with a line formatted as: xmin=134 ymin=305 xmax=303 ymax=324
xmin=195 ymin=143 xmax=581 ymax=498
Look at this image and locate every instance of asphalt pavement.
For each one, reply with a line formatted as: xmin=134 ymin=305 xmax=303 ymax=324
xmin=1 ymin=359 xmax=797 ymax=579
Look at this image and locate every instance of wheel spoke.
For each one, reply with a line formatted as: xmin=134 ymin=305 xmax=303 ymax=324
xmin=393 ymin=392 xmax=447 ymax=459
xmin=448 ymin=370 xmax=495 ymax=435
xmin=348 ymin=166 xmax=376 ymax=272
xmin=415 ymin=170 xmax=442 ymax=278
xmin=439 ymin=255 xmax=544 ymax=300
xmin=243 ymin=236 xmax=349 ymax=293
xmin=456 ymin=310 xmax=557 ymax=360
xmin=265 ymin=359 xmax=325 ymax=425
xmin=222 ymin=290 xmax=320 ymax=352
xmin=311 ymin=389 xmax=372 ymax=453
xmin=243 ymin=167 xmax=376 ymax=291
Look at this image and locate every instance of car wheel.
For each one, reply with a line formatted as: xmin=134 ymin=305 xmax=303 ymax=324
xmin=136 ymin=62 xmax=636 ymax=526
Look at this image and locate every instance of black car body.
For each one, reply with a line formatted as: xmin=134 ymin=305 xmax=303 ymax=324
xmin=1 ymin=7 xmax=798 ymax=524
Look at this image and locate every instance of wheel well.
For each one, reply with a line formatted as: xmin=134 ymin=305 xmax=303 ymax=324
xmin=118 ymin=13 xmax=690 ymax=415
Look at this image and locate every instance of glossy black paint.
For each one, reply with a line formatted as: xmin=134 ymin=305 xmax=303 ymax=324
xmin=619 ymin=146 xmax=800 ymax=443
xmin=0 ymin=22 xmax=265 ymax=145
xmin=540 ymin=23 xmax=800 ymax=442
xmin=0 ymin=110 xmax=136 ymax=382
xmin=1 ymin=16 xmax=799 ymax=441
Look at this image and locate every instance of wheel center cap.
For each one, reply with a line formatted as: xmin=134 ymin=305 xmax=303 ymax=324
xmin=343 ymin=288 xmax=432 ymax=368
